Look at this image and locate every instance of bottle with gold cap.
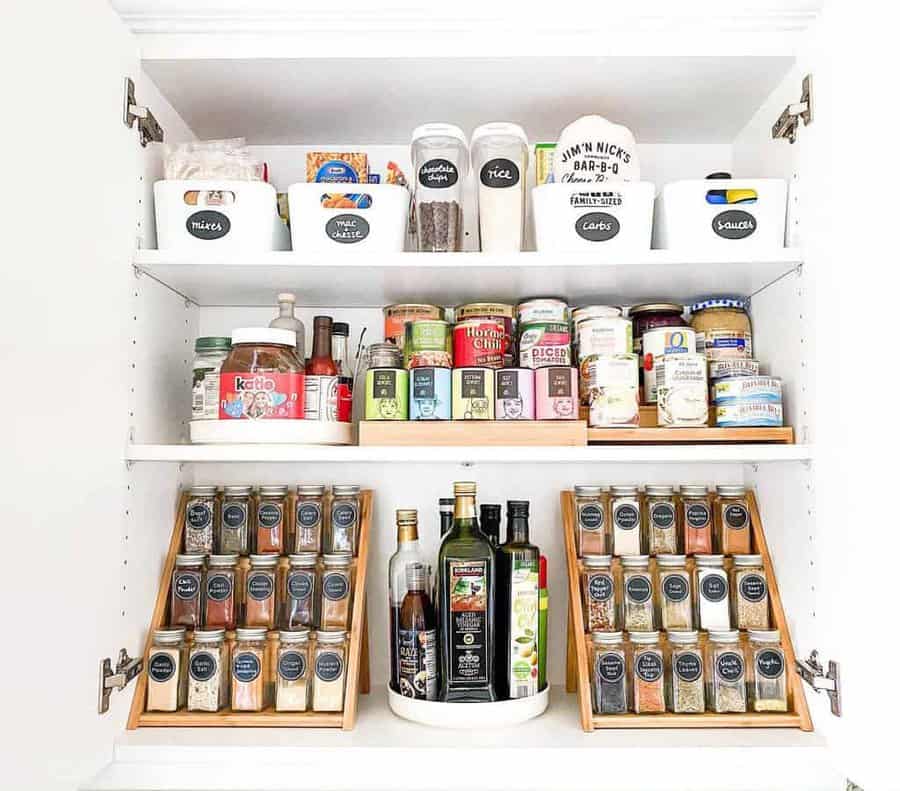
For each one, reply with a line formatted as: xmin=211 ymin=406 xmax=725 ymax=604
xmin=438 ymin=481 xmax=496 ymax=702
xmin=388 ymin=508 xmax=428 ymax=694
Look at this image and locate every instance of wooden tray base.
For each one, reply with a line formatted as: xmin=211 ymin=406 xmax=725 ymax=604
xmin=359 ymin=420 xmax=587 ymax=446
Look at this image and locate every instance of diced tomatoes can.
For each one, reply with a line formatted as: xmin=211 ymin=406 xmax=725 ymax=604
xmin=519 ymin=321 xmax=572 ymax=369
xmin=404 ymin=319 xmax=452 ymax=369
xmin=453 ymin=319 xmax=505 ymax=369
xmin=383 ymin=303 xmax=444 ymax=349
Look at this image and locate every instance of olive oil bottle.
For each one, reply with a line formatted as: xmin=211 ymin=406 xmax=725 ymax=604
xmin=438 ymin=481 xmax=496 ymax=702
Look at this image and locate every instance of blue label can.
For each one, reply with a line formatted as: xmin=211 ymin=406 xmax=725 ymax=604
xmin=409 ymin=366 xmax=451 ymax=420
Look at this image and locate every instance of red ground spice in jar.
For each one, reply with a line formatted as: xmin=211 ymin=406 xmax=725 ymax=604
xmin=204 ymin=554 xmax=238 ymax=630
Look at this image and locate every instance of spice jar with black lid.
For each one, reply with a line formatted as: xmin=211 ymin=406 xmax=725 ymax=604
xmin=281 ymin=553 xmax=319 ymax=630
xmin=715 ymin=484 xmax=752 ymax=555
xmin=204 ymin=554 xmax=238 ymax=630
xmin=255 ymin=485 xmax=288 ymax=554
xmin=328 ymin=485 xmax=361 ymax=555
xmin=170 ymin=554 xmax=204 ymax=628
xmin=294 ymin=485 xmax=326 ymax=554
xmin=574 ymin=485 xmax=610 ymax=556
xmin=707 ymin=630 xmax=747 ymax=713
xmin=731 ymin=554 xmax=770 ymax=630
xmin=667 ymin=630 xmax=705 ymax=714
xmin=184 ymin=485 xmax=217 ymax=555
xmin=218 ymin=485 xmax=252 ymax=554
xmin=244 ymin=553 xmax=278 ymax=629
xmin=590 ymin=631 xmax=628 ymax=715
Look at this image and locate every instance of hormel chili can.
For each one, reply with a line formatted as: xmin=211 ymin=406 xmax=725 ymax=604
xmin=519 ymin=321 xmax=572 ymax=369
xmin=535 ymin=366 xmax=578 ymax=420
xmin=453 ymin=319 xmax=505 ymax=369
xmin=495 ymin=368 xmax=535 ymax=420
xmin=303 ymin=375 xmax=339 ymax=421
xmin=454 ymin=303 xmax=516 ymax=365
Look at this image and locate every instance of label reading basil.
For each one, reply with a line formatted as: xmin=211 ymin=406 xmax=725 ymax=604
xmin=206 ymin=573 xmax=233 ymax=602
xmin=187 ymin=501 xmax=212 ymax=529
xmin=588 ymin=573 xmax=613 ymax=602
xmin=373 ymin=369 xmax=397 ymax=399
xmin=497 ymin=370 xmax=519 ymax=399
xmin=148 ymin=652 xmax=176 ymax=682
xmin=418 ymin=158 xmax=459 ymax=189
xmin=413 ymin=368 xmax=436 ymax=399
xmin=222 ymin=503 xmax=246 ymax=529
xmin=322 ymin=572 xmax=350 ymax=601
xmin=189 ymin=651 xmax=217 ymax=682
xmin=712 ymin=209 xmax=756 ymax=240
xmin=724 ymin=503 xmax=749 ymax=530
xmin=186 ymin=210 xmax=231 ymax=240
xmin=625 ymin=574 xmax=652 ymax=604
xmin=325 ymin=213 xmax=370 ymax=244
xmin=547 ymin=367 xmax=572 ymax=397
xmin=635 ymin=651 xmax=663 ymax=683
xmin=173 ymin=572 xmax=200 ymax=601
xmin=575 ymin=211 xmax=620 ymax=242
xmin=716 ymin=651 xmax=745 ymax=682
xmin=278 ymin=650 xmax=307 ymax=681
xmin=614 ymin=503 xmax=639 ymax=530
xmin=247 ymin=572 xmax=274 ymax=601
xmin=686 ymin=503 xmax=711 ymax=529
xmin=579 ymin=503 xmax=604 ymax=531
xmin=596 ymin=652 xmax=625 ymax=684
xmin=700 ymin=573 xmax=728 ymax=602
xmin=297 ymin=502 xmax=321 ymax=529
xmin=650 ymin=502 xmax=676 ymax=530
xmin=315 ymin=651 xmax=344 ymax=682
xmin=257 ymin=503 xmax=283 ymax=529
xmin=288 ymin=571 xmax=314 ymax=600
xmin=461 ymin=370 xmax=486 ymax=398
xmin=675 ymin=652 xmax=703 ymax=683
xmin=480 ymin=157 xmax=520 ymax=189
xmin=233 ymin=652 xmax=261 ymax=683
xmin=739 ymin=573 xmax=768 ymax=603
xmin=662 ymin=573 xmax=690 ymax=602
xmin=756 ymin=648 xmax=785 ymax=680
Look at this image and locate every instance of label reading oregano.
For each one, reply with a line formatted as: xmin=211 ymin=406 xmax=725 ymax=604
xmin=635 ymin=651 xmax=663 ymax=683
xmin=716 ymin=651 xmax=745 ymax=682
xmin=148 ymin=652 xmax=176 ymax=682
xmin=626 ymin=574 xmax=652 ymax=603
xmin=596 ymin=652 xmax=625 ymax=684
xmin=588 ymin=573 xmax=613 ymax=601
xmin=579 ymin=503 xmax=604 ymax=531
xmin=674 ymin=652 xmax=703 ymax=683
xmin=650 ymin=502 xmax=676 ymax=530
xmin=712 ymin=209 xmax=756 ymax=240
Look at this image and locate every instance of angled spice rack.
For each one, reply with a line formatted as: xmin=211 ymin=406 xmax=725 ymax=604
xmin=127 ymin=489 xmax=373 ymax=730
xmin=560 ymin=489 xmax=812 ymax=731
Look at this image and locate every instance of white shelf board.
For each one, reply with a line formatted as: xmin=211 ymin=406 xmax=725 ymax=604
xmin=87 ymin=686 xmax=835 ymax=791
xmin=134 ymin=249 xmax=803 ymax=307
xmin=125 ymin=442 xmax=813 ymax=464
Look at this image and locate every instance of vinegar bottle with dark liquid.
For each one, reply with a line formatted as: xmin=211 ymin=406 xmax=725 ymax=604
xmin=388 ymin=509 xmax=428 ymax=693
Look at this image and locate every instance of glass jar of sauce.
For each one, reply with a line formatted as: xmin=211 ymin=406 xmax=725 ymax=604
xmin=690 ymin=297 xmax=753 ymax=362
xmin=628 ymin=303 xmax=687 ymax=357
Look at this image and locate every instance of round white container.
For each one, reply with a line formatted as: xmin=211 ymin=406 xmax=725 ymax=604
xmin=387 ymin=686 xmax=549 ymax=728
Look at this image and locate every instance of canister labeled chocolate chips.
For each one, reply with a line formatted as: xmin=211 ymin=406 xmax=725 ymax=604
xmin=411 ymin=123 xmax=468 ymax=252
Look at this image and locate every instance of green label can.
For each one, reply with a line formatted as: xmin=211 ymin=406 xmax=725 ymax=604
xmin=404 ymin=320 xmax=452 ymax=369
xmin=365 ymin=367 xmax=409 ymax=420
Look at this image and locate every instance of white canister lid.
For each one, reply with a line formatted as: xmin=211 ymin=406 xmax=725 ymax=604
xmin=411 ymin=122 xmax=468 ymax=149
xmin=471 ymin=122 xmax=528 ymax=149
xmin=231 ymin=327 xmax=296 ymax=347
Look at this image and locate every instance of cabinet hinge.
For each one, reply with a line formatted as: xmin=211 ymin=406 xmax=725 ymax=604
xmin=772 ymin=74 xmax=813 ymax=144
xmin=123 ymin=77 xmax=164 ymax=148
xmin=795 ymin=649 xmax=841 ymax=716
xmin=98 ymin=648 xmax=143 ymax=714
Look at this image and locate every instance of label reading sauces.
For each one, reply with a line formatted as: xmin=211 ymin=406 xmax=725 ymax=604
xmin=712 ymin=209 xmax=756 ymax=240
xmin=448 ymin=560 xmax=489 ymax=684
xmin=219 ymin=372 xmax=304 ymax=420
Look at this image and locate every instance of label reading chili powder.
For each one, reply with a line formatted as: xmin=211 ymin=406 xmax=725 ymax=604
xmin=206 ymin=574 xmax=233 ymax=602
xmin=715 ymin=651 xmax=745 ymax=682
xmin=739 ymin=574 xmax=767 ymax=603
xmin=173 ymin=572 xmax=200 ymax=601
xmin=724 ymin=504 xmax=749 ymax=530
xmin=635 ymin=651 xmax=663 ymax=683
xmin=675 ymin=652 xmax=703 ymax=683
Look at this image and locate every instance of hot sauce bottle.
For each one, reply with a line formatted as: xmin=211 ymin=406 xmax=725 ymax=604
xmin=304 ymin=316 xmax=339 ymax=421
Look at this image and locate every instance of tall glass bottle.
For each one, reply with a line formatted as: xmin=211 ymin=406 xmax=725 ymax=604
xmin=438 ymin=481 xmax=495 ymax=702
xmin=480 ymin=504 xmax=502 ymax=549
xmin=306 ymin=316 xmax=337 ymax=376
xmin=388 ymin=509 xmax=428 ymax=694
xmin=439 ymin=498 xmax=454 ymax=538
xmin=331 ymin=321 xmax=353 ymax=423
xmin=269 ymin=292 xmax=306 ymax=363
xmin=305 ymin=316 xmax=338 ymax=421
xmin=494 ymin=500 xmax=540 ymax=700
xmin=397 ymin=562 xmax=438 ymax=700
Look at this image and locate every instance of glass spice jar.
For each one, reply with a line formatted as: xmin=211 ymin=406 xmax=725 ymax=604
xmin=622 ymin=555 xmax=655 ymax=632
xmin=146 ymin=628 xmax=187 ymax=712
xmin=631 ymin=631 xmax=665 ymax=714
xmin=707 ymin=630 xmax=747 ymax=713
xmin=320 ymin=553 xmax=354 ymax=631
xmin=255 ymin=485 xmax=288 ymax=554
xmin=313 ymin=630 xmax=348 ymax=712
xmin=328 ymin=486 xmax=361 ymax=555
xmin=715 ymin=484 xmax=752 ymax=555
xmin=574 ymin=485 xmax=610 ymax=556
xmin=184 ymin=485 xmax=217 ymax=555
xmin=170 ymin=554 xmax=204 ymax=628
xmin=276 ymin=629 xmax=311 ymax=712
xmin=610 ymin=485 xmax=643 ymax=556
xmin=731 ymin=554 xmax=770 ymax=630
xmin=244 ymin=554 xmax=278 ymax=629
xmin=204 ymin=554 xmax=238 ymax=630
xmin=232 ymin=627 xmax=268 ymax=712
xmin=218 ymin=485 xmax=252 ymax=555
xmin=187 ymin=628 xmax=229 ymax=712
xmin=281 ymin=553 xmax=319 ymax=630
xmin=748 ymin=630 xmax=788 ymax=712
xmin=694 ymin=554 xmax=731 ymax=631
xmin=644 ymin=484 xmax=679 ymax=555
xmin=657 ymin=554 xmax=693 ymax=631
xmin=294 ymin=485 xmax=326 ymax=554
xmin=667 ymin=630 xmax=705 ymax=714
xmin=590 ymin=631 xmax=628 ymax=715
xmin=580 ymin=555 xmax=618 ymax=631
xmin=681 ymin=485 xmax=713 ymax=555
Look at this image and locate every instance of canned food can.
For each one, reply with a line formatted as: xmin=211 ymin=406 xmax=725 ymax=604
xmin=453 ymin=319 xmax=505 ymax=369
xmin=455 ymin=303 xmax=517 ymax=364
xmin=585 ymin=354 xmax=640 ymax=428
xmin=495 ymin=368 xmax=535 ymax=420
xmin=452 ymin=367 xmax=495 ymax=420
xmin=519 ymin=321 xmax=571 ymax=369
xmin=641 ymin=326 xmax=697 ymax=403
xmin=304 ymin=375 xmax=339 ymax=421
xmin=708 ymin=358 xmax=760 ymax=381
xmin=409 ymin=366 xmax=452 ymax=420
xmin=364 ymin=367 xmax=409 ymax=420
xmin=571 ymin=305 xmax=623 ymax=325
xmin=517 ymin=297 xmax=568 ymax=325
xmin=535 ymin=366 xmax=578 ymax=420
xmin=576 ymin=315 xmax=633 ymax=360
xmin=656 ymin=353 xmax=709 ymax=428
xmin=383 ymin=303 xmax=443 ymax=349
xmin=405 ymin=320 xmax=452 ymax=369
xmin=715 ymin=402 xmax=783 ymax=428
xmin=712 ymin=376 xmax=782 ymax=405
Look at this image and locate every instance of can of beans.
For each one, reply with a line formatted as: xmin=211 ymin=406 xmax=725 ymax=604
xmin=535 ymin=366 xmax=579 ymax=420
xmin=455 ymin=303 xmax=516 ymax=365
xmin=517 ymin=297 xmax=568 ymax=325
xmin=409 ymin=366 xmax=452 ymax=420
xmin=519 ymin=321 xmax=572 ymax=369
xmin=404 ymin=320 xmax=452 ymax=368
xmin=452 ymin=367 xmax=495 ymax=420
xmin=453 ymin=319 xmax=505 ymax=368
xmin=383 ymin=303 xmax=443 ymax=349
xmin=495 ymin=368 xmax=535 ymax=420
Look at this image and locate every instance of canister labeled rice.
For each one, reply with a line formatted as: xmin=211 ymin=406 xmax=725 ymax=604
xmin=452 ymin=319 xmax=505 ymax=369
xmin=409 ymin=366 xmax=451 ymax=420
xmin=404 ymin=320 xmax=452 ymax=369
xmin=535 ymin=366 xmax=578 ymax=420
xmin=452 ymin=367 xmax=495 ymax=420
xmin=585 ymin=354 xmax=640 ymax=428
xmin=641 ymin=327 xmax=697 ymax=404
xmin=495 ymin=368 xmax=535 ymax=420
xmin=657 ymin=353 xmax=709 ymax=428
xmin=455 ymin=303 xmax=516 ymax=365
xmin=517 ymin=297 xmax=568 ymax=325
xmin=364 ymin=367 xmax=409 ymax=420
xmin=519 ymin=321 xmax=571 ymax=369
xmin=383 ymin=303 xmax=443 ymax=349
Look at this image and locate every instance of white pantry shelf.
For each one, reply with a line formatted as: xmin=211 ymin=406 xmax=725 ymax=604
xmin=133 ymin=249 xmax=803 ymax=307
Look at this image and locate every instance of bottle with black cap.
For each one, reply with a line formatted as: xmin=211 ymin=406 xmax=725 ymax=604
xmin=331 ymin=321 xmax=353 ymax=422
xmin=439 ymin=497 xmax=454 ymax=538
xmin=480 ymin=504 xmax=502 ymax=549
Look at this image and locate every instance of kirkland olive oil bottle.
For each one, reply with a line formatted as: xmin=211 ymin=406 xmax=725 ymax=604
xmin=438 ymin=481 xmax=496 ymax=702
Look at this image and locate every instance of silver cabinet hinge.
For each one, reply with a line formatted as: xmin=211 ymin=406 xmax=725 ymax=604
xmin=98 ymin=648 xmax=143 ymax=714
xmin=773 ymin=74 xmax=813 ymax=144
xmin=123 ymin=77 xmax=164 ymax=147
xmin=796 ymin=649 xmax=841 ymax=716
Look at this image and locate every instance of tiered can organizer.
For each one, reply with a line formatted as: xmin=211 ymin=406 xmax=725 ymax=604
xmin=560 ymin=489 xmax=812 ymax=731
xmin=127 ymin=489 xmax=373 ymax=730
xmin=358 ymin=420 xmax=586 ymax=446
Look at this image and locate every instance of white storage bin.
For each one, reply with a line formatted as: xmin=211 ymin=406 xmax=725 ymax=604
xmin=532 ymin=182 xmax=654 ymax=253
xmin=653 ymin=178 xmax=787 ymax=249
xmin=288 ymin=183 xmax=410 ymax=251
xmin=154 ymin=179 xmax=289 ymax=251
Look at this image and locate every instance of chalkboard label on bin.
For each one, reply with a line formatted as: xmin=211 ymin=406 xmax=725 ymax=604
xmin=186 ymin=210 xmax=231 ymax=240
xmin=575 ymin=211 xmax=620 ymax=242
xmin=712 ymin=209 xmax=756 ymax=240
xmin=325 ymin=213 xmax=370 ymax=244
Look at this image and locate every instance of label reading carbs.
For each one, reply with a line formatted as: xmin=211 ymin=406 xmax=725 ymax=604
xmin=635 ymin=651 xmax=663 ymax=683
xmin=480 ymin=158 xmax=520 ymax=188
xmin=579 ymin=503 xmax=604 ymax=531
xmin=662 ymin=573 xmax=690 ymax=602
xmin=278 ymin=650 xmax=307 ymax=681
xmin=315 ymin=651 xmax=344 ymax=682
xmin=173 ymin=572 xmax=200 ymax=601
xmin=650 ymin=502 xmax=676 ymax=530
xmin=625 ymin=574 xmax=652 ymax=603
xmin=588 ymin=573 xmax=614 ymax=601
xmin=596 ymin=652 xmax=625 ymax=683
xmin=398 ymin=628 xmax=437 ymax=700
xmin=575 ymin=211 xmax=621 ymax=242
xmin=233 ymin=652 xmax=261 ymax=683
xmin=206 ymin=573 xmax=233 ymax=601
xmin=674 ymin=652 xmax=703 ymax=683
xmin=189 ymin=651 xmax=217 ymax=682
xmin=739 ymin=573 xmax=767 ymax=602
xmin=724 ymin=503 xmax=749 ymax=530
xmin=247 ymin=573 xmax=274 ymax=601
xmin=508 ymin=557 xmax=539 ymax=698
xmin=148 ymin=652 xmax=176 ymax=682
xmin=449 ymin=560 xmax=489 ymax=684
xmin=685 ymin=502 xmax=711 ymax=529
xmin=716 ymin=651 xmax=745 ymax=683
xmin=700 ymin=573 xmax=728 ymax=602
xmin=419 ymin=158 xmax=459 ymax=188
xmin=756 ymin=648 xmax=785 ymax=680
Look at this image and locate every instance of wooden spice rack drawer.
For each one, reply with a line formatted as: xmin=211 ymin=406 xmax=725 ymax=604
xmin=127 ymin=490 xmax=373 ymax=730
xmin=358 ymin=420 xmax=587 ymax=446
xmin=560 ymin=489 xmax=812 ymax=732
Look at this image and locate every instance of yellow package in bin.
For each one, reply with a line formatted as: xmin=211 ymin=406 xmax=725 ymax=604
xmin=306 ymin=152 xmax=369 ymax=184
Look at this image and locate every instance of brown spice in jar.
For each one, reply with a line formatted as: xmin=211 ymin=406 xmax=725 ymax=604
xmin=170 ymin=555 xmax=203 ymax=628
xmin=255 ymin=486 xmax=287 ymax=554
xmin=320 ymin=555 xmax=353 ymax=631
xmin=682 ymin=487 xmax=713 ymax=554
xmin=633 ymin=647 xmax=665 ymax=713
xmin=204 ymin=555 xmax=238 ymax=630
xmin=581 ymin=559 xmax=617 ymax=631
xmin=244 ymin=555 xmax=278 ymax=629
xmin=231 ymin=629 xmax=267 ymax=712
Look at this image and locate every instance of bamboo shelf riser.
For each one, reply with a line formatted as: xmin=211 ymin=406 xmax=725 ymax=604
xmin=560 ymin=489 xmax=813 ymax=733
xmin=127 ymin=489 xmax=373 ymax=730
xmin=358 ymin=420 xmax=587 ymax=446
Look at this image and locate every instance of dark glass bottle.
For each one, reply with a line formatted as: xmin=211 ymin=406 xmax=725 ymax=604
xmin=397 ymin=563 xmax=438 ymax=700
xmin=306 ymin=316 xmax=337 ymax=376
xmin=480 ymin=504 xmax=502 ymax=549
xmin=439 ymin=497 xmax=454 ymax=538
xmin=494 ymin=500 xmax=540 ymax=700
xmin=388 ymin=509 xmax=428 ymax=693
xmin=438 ymin=481 xmax=495 ymax=702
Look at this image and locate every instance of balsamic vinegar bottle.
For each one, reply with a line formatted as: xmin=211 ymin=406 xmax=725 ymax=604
xmin=388 ymin=509 xmax=428 ymax=693
xmin=480 ymin=504 xmax=502 ymax=549
xmin=398 ymin=562 xmax=438 ymax=700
